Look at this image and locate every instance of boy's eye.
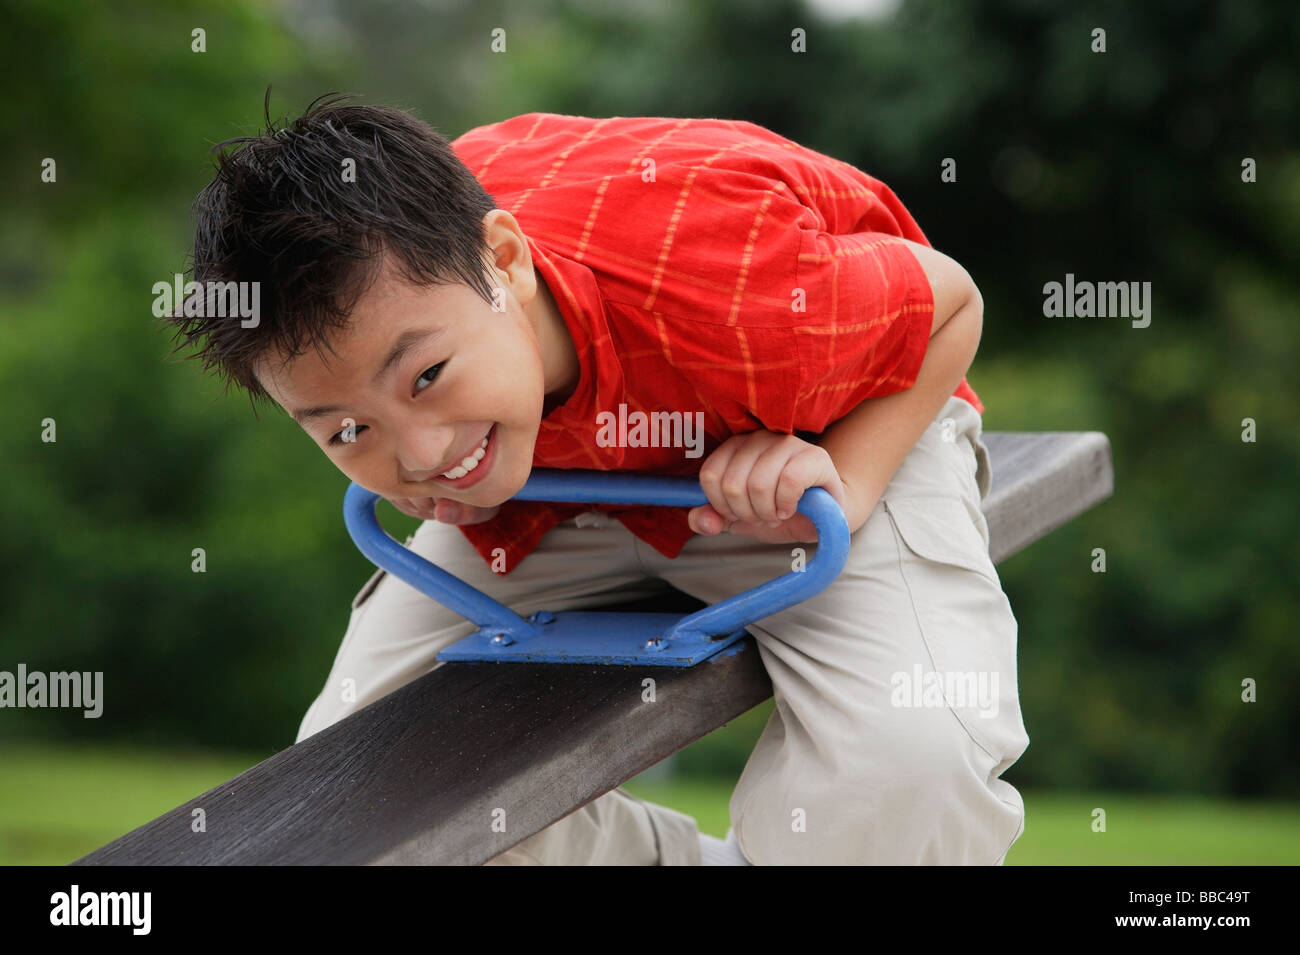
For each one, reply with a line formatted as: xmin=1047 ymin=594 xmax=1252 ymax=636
xmin=328 ymin=424 xmax=366 ymax=446
xmin=325 ymin=363 xmax=444 ymax=447
xmin=415 ymin=363 xmax=444 ymax=392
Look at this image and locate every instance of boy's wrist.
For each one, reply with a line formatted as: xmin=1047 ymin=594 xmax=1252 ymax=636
xmin=832 ymin=473 xmax=875 ymax=535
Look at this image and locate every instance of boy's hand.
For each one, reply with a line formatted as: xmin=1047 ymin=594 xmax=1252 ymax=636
xmin=687 ymin=431 xmax=850 ymax=543
xmin=387 ymin=497 xmax=501 ymax=525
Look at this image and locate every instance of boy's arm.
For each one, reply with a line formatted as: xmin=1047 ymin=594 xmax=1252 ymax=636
xmin=816 ymin=239 xmax=984 ymax=532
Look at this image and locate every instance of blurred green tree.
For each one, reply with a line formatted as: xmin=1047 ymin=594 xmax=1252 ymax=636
xmin=2 ymin=0 xmax=1296 ymax=797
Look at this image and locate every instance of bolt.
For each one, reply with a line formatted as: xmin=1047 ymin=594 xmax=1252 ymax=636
xmin=489 ymin=631 xmax=515 ymax=646
xmin=530 ymin=610 xmax=556 ymax=625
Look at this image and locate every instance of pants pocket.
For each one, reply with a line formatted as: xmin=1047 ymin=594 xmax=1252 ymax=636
xmin=885 ymin=495 xmax=999 ymax=584
xmin=884 ymin=495 xmax=1028 ymax=768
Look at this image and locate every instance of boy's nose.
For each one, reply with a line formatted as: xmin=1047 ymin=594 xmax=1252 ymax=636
xmin=396 ymin=429 xmax=458 ymax=482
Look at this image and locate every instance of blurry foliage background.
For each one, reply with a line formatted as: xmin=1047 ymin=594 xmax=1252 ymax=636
xmin=1 ymin=0 xmax=1297 ymax=798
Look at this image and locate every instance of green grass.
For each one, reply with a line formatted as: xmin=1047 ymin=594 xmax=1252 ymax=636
xmin=622 ymin=777 xmax=1300 ymax=864
xmin=0 ymin=741 xmax=272 ymax=866
xmin=996 ymin=791 xmax=1300 ymax=864
xmin=3 ymin=741 xmax=1297 ymax=865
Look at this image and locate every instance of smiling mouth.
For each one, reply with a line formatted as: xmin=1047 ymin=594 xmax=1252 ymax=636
xmin=435 ymin=424 xmax=496 ymax=487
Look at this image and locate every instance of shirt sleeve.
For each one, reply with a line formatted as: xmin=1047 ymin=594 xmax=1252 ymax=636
xmin=635 ymin=155 xmax=938 ymax=438
xmin=789 ymin=228 xmax=935 ymax=434
xmin=712 ymin=129 xmax=940 ymax=433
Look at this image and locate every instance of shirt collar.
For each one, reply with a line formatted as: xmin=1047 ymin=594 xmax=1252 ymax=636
xmin=525 ymin=234 xmax=625 ymax=432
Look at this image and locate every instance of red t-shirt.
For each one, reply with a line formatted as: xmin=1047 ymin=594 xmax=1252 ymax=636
xmin=449 ymin=113 xmax=982 ymax=574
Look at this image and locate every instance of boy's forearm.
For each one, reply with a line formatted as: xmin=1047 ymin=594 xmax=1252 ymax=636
xmin=816 ymin=293 xmax=984 ymax=533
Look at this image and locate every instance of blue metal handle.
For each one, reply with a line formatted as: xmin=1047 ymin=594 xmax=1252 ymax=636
xmin=343 ymin=470 xmax=850 ymax=646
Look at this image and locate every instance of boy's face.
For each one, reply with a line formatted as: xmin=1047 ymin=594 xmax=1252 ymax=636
xmin=255 ymin=213 xmax=564 ymax=509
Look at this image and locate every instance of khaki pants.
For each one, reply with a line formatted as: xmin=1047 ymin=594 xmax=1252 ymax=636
xmin=296 ymin=396 xmax=1029 ymax=865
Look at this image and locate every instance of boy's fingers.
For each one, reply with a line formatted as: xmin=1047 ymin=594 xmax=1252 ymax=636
xmin=462 ymin=503 xmax=502 ymax=524
xmin=731 ymin=515 xmax=818 ymax=543
xmin=389 ymin=497 xmax=427 ymax=519
xmin=697 ymin=442 xmax=742 ymax=520
xmin=431 ymin=499 xmax=502 ymax=524
xmin=688 ymin=505 xmax=726 ymax=535
xmin=434 ymin=499 xmax=464 ymax=523
xmin=716 ymin=443 xmax=773 ymax=523
xmin=387 ymin=497 xmax=502 ymax=525
xmin=688 ymin=506 xmax=707 ymax=534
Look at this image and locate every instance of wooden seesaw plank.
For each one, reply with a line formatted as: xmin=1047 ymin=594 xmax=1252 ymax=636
xmin=980 ymin=431 xmax=1114 ymax=564
xmin=73 ymin=430 xmax=1112 ymax=866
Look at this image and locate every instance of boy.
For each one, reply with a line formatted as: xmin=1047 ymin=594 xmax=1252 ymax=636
xmin=167 ymin=94 xmax=1029 ymax=865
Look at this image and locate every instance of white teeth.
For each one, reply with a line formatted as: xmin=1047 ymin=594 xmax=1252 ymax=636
xmin=441 ymin=433 xmax=491 ymax=479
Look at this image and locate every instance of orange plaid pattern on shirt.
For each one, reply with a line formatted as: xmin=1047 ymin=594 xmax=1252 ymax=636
xmin=450 ymin=113 xmax=982 ymax=574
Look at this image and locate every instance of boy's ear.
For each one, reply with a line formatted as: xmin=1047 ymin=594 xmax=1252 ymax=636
xmin=482 ymin=209 xmax=535 ymax=295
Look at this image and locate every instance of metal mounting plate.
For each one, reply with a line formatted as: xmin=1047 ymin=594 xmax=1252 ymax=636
xmin=436 ymin=611 xmax=749 ymax=666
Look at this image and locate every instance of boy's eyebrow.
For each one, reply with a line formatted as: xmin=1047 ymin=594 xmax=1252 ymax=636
xmin=291 ymin=326 xmax=445 ymax=425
